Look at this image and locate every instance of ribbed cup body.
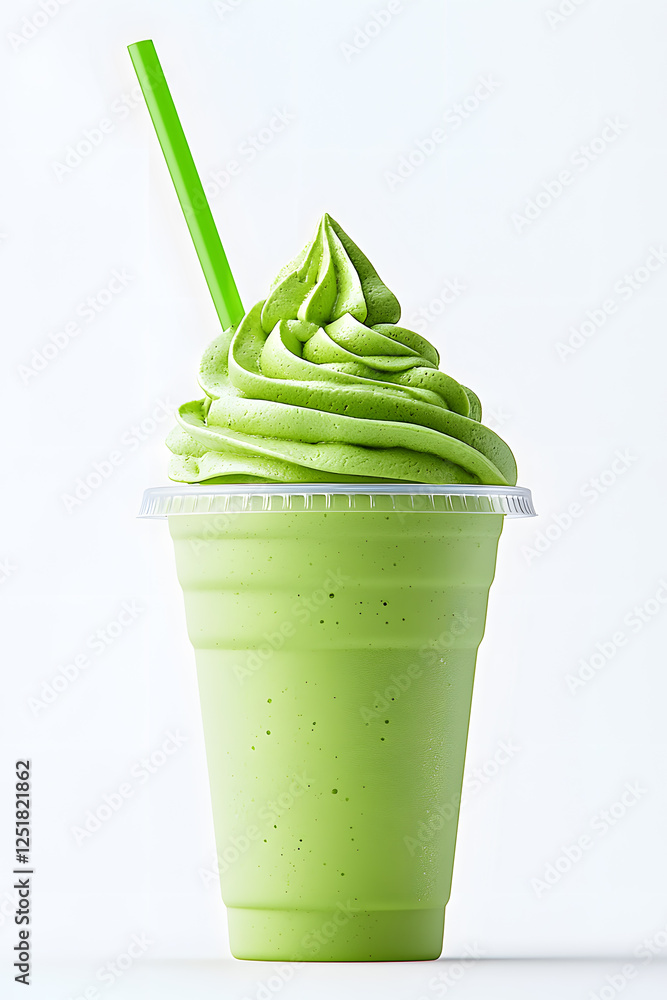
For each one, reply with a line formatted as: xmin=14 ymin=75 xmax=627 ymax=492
xmin=169 ymin=510 xmax=503 ymax=961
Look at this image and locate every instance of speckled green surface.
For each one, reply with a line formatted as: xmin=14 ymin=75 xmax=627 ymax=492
xmin=170 ymin=509 xmax=503 ymax=960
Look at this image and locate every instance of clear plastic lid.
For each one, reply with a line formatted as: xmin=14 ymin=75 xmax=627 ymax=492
xmin=139 ymin=483 xmax=535 ymax=519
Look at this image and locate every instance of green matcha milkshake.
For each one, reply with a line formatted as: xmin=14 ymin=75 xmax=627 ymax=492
xmin=142 ymin=214 xmax=534 ymax=961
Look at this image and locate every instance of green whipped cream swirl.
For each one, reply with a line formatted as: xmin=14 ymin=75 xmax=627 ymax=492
xmin=167 ymin=214 xmax=517 ymax=486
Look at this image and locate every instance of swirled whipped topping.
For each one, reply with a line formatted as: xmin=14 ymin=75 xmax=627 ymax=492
xmin=167 ymin=214 xmax=517 ymax=485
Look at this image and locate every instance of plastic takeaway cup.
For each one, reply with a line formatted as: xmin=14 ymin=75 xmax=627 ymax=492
xmin=140 ymin=483 xmax=535 ymax=962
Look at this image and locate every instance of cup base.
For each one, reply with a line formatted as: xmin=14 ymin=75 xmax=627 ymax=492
xmin=227 ymin=905 xmax=445 ymax=962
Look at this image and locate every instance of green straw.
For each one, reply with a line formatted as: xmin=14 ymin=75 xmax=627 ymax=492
xmin=128 ymin=39 xmax=244 ymax=330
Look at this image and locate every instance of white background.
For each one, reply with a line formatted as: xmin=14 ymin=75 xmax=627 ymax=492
xmin=2 ymin=0 xmax=667 ymax=996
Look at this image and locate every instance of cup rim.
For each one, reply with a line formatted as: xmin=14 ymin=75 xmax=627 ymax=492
xmin=139 ymin=483 xmax=536 ymax=519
